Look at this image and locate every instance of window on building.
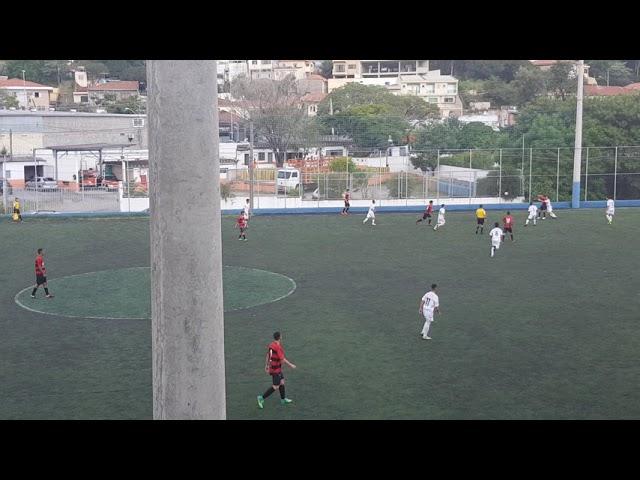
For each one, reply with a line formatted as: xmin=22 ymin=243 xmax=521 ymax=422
xmin=34 ymin=92 xmax=40 ymax=98
xmin=399 ymin=146 xmax=408 ymax=156
xmin=336 ymin=65 xmax=345 ymax=72
xmin=258 ymin=152 xmax=265 ymax=161
xmin=444 ymin=97 xmax=455 ymax=103
xmin=81 ymin=95 xmax=88 ymax=103
xmin=446 ymin=84 xmax=457 ymax=94
xmin=348 ymin=64 xmax=356 ymax=70
xmin=244 ymin=153 xmax=250 ymax=164
xmin=425 ymin=84 xmax=435 ymax=93
xmin=268 ymin=152 xmax=273 ymax=163
xmin=261 ymin=60 xmax=270 ymax=65
xmin=252 ymin=60 xmax=258 ymax=65
xmin=428 ymin=97 xmax=438 ymax=103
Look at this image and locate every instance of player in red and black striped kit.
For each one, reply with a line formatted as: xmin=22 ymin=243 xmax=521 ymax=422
xmin=31 ymin=248 xmax=54 ymax=299
xmin=341 ymin=189 xmax=351 ymax=215
xmin=235 ymin=212 xmax=247 ymax=241
xmin=502 ymin=211 xmax=515 ymax=242
xmin=257 ymin=331 xmax=296 ymax=408
xmin=416 ymin=200 xmax=434 ymax=225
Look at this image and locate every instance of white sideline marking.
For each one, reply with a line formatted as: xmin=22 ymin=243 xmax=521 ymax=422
xmin=14 ymin=266 xmax=297 ymax=319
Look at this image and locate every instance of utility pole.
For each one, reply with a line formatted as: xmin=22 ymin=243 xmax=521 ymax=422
xmin=571 ymin=60 xmax=584 ymax=209
xmin=147 ymin=60 xmax=226 ymax=420
xmin=249 ymin=120 xmax=254 ymax=210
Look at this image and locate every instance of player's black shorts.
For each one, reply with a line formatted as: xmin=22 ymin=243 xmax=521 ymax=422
xmin=477 ymin=218 xmax=485 ymax=225
xmin=36 ymin=275 xmax=46 ymax=285
xmin=271 ymin=373 xmax=284 ymax=385
xmin=504 ymin=226 xmax=513 ymax=233
xmin=540 ymin=203 xmax=547 ymax=211
xmin=344 ymin=201 xmax=350 ymax=208
xmin=422 ymin=212 xmax=432 ymax=219
xmin=239 ymin=227 xmax=246 ymax=233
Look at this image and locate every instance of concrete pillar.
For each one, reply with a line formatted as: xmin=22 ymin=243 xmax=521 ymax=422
xmin=147 ymin=60 xmax=226 ymax=420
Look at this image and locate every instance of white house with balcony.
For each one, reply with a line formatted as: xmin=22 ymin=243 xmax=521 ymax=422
xmin=393 ymin=70 xmax=463 ymax=117
xmin=273 ymin=61 xmax=315 ymax=81
xmin=247 ymin=60 xmax=274 ymax=80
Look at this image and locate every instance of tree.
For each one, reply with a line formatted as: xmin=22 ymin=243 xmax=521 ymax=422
xmin=511 ymin=66 xmax=548 ymax=105
xmin=4 ymin=60 xmax=64 ymax=86
xmin=317 ymin=83 xmax=439 ymax=149
xmin=547 ymin=63 xmax=577 ymax=100
xmin=318 ymin=60 xmax=333 ymax=79
xmin=587 ymin=60 xmax=634 ymax=86
xmin=231 ymin=75 xmax=308 ymax=167
xmin=0 ymin=90 xmax=19 ymax=109
xmin=329 ymin=156 xmax=356 ymax=172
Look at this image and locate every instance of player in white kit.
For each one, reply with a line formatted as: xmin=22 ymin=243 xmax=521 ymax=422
xmin=489 ymin=222 xmax=503 ymax=257
xmin=419 ymin=284 xmax=440 ymax=340
xmin=606 ymin=197 xmax=615 ymax=224
xmin=524 ymin=202 xmax=537 ymax=226
xmin=243 ymin=198 xmax=250 ymax=221
xmin=546 ymin=197 xmax=557 ymax=218
xmin=433 ymin=204 xmax=446 ymax=230
xmin=363 ymin=199 xmax=376 ymax=226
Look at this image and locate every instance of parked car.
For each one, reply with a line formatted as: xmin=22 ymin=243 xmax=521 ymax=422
xmin=26 ymin=177 xmax=58 ymax=191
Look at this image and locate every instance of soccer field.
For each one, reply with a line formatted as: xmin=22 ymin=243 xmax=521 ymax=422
xmin=1 ymin=208 xmax=639 ymax=419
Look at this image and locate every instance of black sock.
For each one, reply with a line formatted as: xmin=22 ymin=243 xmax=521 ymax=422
xmin=263 ymin=387 xmax=275 ymax=399
xmin=481 ymin=228 xmax=484 ymax=234
xmin=428 ymin=219 xmax=431 ymax=225
xmin=31 ymin=288 xmax=37 ymax=296
xmin=44 ymin=288 xmax=49 ymax=295
xmin=279 ymin=385 xmax=286 ymax=399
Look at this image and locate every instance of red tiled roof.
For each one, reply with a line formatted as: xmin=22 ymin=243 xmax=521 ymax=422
xmin=301 ymin=92 xmax=327 ymax=103
xmin=584 ymin=85 xmax=640 ymax=96
xmin=88 ymin=81 xmax=139 ymax=92
xmin=0 ymin=78 xmax=54 ymax=89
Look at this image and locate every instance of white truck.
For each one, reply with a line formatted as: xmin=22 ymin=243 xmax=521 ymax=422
xmin=276 ymin=167 xmax=301 ymax=194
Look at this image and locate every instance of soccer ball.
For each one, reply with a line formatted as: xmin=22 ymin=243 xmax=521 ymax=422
xmin=504 ymin=191 xmax=509 ymax=196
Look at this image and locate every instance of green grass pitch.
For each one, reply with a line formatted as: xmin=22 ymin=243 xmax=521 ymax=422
xmin=0 ymin=208 xmax=639 ymax=419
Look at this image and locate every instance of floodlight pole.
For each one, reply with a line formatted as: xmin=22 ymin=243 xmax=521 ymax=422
xmin=147 ymin=60 xmax=226 ymax=420
xmin=571 ymin=60 xmax=584 ymax=208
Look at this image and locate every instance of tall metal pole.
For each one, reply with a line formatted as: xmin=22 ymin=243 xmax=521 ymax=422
xmin=249 ymin=121 xmax=254 ymax=210
xmin=498 ymin=149 xmax=502 ymax=203
xmin=528 ymin=147 xmax=533 ymax=203
xmin=556 ymin=148 xmax=560 ymax=202
xmin=436 ymin=149 xmax=440 ymax=203
xmin=584 ymin=147 xmax=589 ymax=201
xmin=2 ymin=155 xmax=7 ymax=213
xmin=571 ymin=60 xmax=585 ymax=208
xmin=33 ymin=148 xmax=39 ymax=212
xmin=9 ymin=129 xmax=13 ymax=161
xmin=147 ymin=60 xmax=226 ymax=420
xmin=521 ymin=135 xmax=525 ymax=198
xmin=613 ymin=146 xmax=618 ymax=201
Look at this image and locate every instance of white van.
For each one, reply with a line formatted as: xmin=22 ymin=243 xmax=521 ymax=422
xmin=276 ymin=167 xmax=301 ymax=193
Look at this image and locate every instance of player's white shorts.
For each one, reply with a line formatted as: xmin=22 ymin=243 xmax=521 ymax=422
xmin=491 ymin=240 xmax=501 ymax=249
xmin=423 ymin=310 xmax=434 ymax=322
xmin=606 ymin=208 xmax=615 ymax=215
xmin=366 ymin=211 xmax=375 ymax=219
xmin=437 ymin=217 xmax=445 ymax=226
xmin=527 ymin=213 xmax=536 ymax=220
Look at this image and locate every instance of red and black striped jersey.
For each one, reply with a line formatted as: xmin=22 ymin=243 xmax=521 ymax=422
xmin=267 ymin=341 xmax=284 ymax=375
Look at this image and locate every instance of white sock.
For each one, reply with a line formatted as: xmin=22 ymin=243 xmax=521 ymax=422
xmin=422 ymin=319 xmax=431 ymax=337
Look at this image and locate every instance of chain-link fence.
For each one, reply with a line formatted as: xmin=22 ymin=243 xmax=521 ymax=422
xmin=219 ymin=146 xmax=640 ymax=207
xmin=4 ymin=186 xmax=119 ymax=213
xmin=4 ymin=146 xmax=639 ymax=214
